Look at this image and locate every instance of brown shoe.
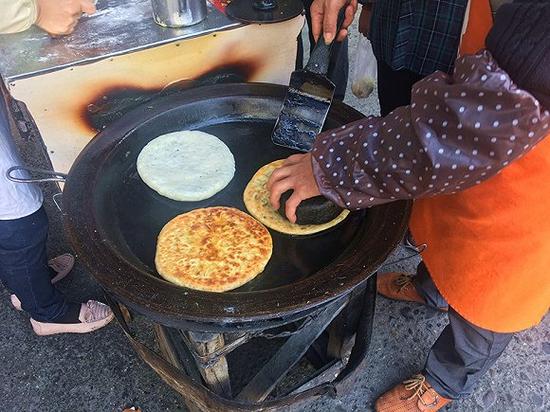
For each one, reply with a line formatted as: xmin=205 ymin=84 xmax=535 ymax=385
xmin=377 ymin=273 xmax=448 ymax=312
xmin=377 ymin=273 xmax=427 ymax=305
xmin=375 ymin=374 xmax=452 ymax=412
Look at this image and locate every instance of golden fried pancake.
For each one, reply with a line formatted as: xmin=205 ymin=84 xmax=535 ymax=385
xmin=243 ymin=160 xmax=350 ymax=235
xmin=155 ymin=207 xmax=272 ymax=292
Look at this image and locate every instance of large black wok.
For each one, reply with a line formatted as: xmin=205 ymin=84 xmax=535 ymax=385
xmin=62 ymin=83 xmax=411 ymax=330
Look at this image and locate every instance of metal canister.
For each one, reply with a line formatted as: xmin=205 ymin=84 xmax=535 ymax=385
xmin=151 ymin=0 xmax=208 ymax=28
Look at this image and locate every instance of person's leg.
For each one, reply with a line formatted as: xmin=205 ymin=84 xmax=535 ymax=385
xmin=425 ymin=308 xmax=514 ymax=399
xmin=0 ymin=206 xmax=70 ymax=322
xmin=413 ymin=262 xmax=449 ymax=311
xmin=377 ymin=60 xmax=424 ymax=116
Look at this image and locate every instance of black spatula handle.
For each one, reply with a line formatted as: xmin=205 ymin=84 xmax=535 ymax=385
xmin=304 ymin=8 xmax=347 ymax=75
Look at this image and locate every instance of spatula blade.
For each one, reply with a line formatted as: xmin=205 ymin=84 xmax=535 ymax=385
xmin=272 ymin=70 xmax=335 ymax=152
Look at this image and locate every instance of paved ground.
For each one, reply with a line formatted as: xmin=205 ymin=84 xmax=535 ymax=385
xmin=1 ymin=17 xmax=549 ymax=412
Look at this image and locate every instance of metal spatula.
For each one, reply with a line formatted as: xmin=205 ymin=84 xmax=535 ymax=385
xmin=272 ymin=16 xmax=345 ymax=152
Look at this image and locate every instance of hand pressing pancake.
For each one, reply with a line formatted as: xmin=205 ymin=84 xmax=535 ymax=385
xmin=244 ymin=159 xmax=349 ymax=235
xmin=267 ymin=154 xmax=321 ymax=224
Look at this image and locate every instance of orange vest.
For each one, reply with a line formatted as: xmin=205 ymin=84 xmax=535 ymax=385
xmin=409 ymin=0 xmax=550 ymax=333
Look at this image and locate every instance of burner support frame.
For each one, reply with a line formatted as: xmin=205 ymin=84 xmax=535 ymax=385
xmin=105 ymin=274 xmax=377 ymax=411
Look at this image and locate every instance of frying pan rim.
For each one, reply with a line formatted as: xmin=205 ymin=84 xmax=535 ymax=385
xmin=63 ymin=82 xmax=411 ymax=324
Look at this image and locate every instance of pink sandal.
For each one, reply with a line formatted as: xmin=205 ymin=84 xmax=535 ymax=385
xmin=48 ymin=253 xmax=75 ymax=283
xmin=30 ymin=300 xmax=114 ymax=336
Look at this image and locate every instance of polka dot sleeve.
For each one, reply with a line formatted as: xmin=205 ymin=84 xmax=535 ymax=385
xmin=311 ymin=50 xmax=550 ymax=210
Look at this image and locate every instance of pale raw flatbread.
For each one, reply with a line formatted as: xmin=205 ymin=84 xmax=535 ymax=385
xmin=155 ymin=207 xmax=273 ymax=292
xmin=244 ymin=160 xmax=350 ymax=235
xmin=137 ymin=131 xmax=235 ymax=201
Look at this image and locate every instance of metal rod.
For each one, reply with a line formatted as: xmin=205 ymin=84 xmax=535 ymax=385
xmin=52 ymin=192 xmax=63 ymax=212
xmin=6 ymin=165 xmax=67 ymax=183
xmin=378 ymin=244 xmax=427 ymax=271
xmin=181 ymin=331 xmax=252 ymax=368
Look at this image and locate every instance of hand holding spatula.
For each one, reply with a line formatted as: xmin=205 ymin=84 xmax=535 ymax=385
xmin=271 ymin=5 xmax=349 ymax=152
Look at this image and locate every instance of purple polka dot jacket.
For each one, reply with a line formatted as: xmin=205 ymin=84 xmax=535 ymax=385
xmin=312 ymin=51 xmax=550 ymax=210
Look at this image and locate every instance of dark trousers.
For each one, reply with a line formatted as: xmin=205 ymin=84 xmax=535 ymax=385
xmin=297 ymin=0 xmax=349 ymax=101
xmin=0 ymin=206 xmax=68 ymax=322
xmin=414 ymin=262 xmax=514 ymax=399
xmin=377 ymin=60 xmax=425 ymax=116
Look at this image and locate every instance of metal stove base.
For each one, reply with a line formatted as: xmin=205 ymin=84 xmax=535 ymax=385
xmin=106 ymin=274 xmax=377 ymax=411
